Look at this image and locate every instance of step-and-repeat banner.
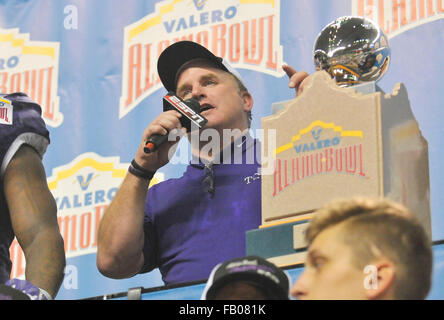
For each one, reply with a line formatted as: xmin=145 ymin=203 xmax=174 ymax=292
xmin=1 ymin=0 xmax=442 ymax=299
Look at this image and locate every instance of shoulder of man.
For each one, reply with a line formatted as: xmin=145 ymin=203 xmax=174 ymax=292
xmin=0 ymin=92 xmax=50 ymax=177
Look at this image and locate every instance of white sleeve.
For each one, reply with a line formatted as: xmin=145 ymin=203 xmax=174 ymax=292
xmin=0 ymin=132 xmax=49 ymax=177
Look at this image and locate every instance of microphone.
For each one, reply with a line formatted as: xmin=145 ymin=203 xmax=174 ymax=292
xmin=144 ymin=92 xmax=208 ymax=154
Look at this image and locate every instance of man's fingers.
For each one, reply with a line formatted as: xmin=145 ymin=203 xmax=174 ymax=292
xmin=289 ymin=71 xmax=310 ymax=89
xmin=143 ymin=111 xmax=183 ymax=139
xmin=282 ymin=65 xmax=309 ymax=89
xmin=146 ymin=124 xmax=168 ymax=137
xmin=282 ymin=65 xmax=312 ymax=97
xmin=282 ymin=64 xmax=297 ymax=79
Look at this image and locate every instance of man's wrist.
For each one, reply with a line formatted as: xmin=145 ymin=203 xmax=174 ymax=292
xmin=128 ymin=159 xmax=156 ymax=180
xmin=4 ymin=279 xmax=52 ymax=300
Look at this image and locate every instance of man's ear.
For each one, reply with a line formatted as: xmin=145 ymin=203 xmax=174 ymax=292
xmin=365 ymin=260 xmax=396 ymax=300
xmin=240 ymin=91 xmax=253 ymax=113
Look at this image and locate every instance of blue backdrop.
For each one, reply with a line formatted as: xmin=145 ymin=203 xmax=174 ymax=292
xmin=0 ymin=0 xmax=442 ymax=299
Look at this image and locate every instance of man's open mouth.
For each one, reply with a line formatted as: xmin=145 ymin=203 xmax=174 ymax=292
xmin=200 ymin=104 xmax=214 ymax=113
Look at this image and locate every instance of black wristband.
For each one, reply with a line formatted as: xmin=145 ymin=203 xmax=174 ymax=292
xmin=128 ymin=159 xmax=156 ymax=180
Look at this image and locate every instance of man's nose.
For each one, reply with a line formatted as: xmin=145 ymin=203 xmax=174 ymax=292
xmin=290 ymin=272 xmax=309 ymax=299
xmin=191 ymin=86 xmax=206 ymax=101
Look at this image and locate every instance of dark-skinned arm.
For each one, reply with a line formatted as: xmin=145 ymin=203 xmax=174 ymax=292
xmin=3 ymin=145 xmax=65 ymax=298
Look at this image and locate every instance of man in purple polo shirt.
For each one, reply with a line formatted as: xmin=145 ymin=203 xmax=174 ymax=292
xmin=0 ymin=93 xmax=65 ymax=299
xmin=97 ymin=41 xmax=309 ymax=285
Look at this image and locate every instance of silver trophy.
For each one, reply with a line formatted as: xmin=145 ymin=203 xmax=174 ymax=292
xmin=313 ymin=16 xmax=390 ymax=87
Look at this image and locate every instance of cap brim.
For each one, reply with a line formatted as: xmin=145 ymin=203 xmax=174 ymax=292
xmin=157 ymin=41 xmax=227 ymax=92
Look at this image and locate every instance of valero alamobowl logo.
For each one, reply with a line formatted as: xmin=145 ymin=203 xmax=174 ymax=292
xmin=0 ymin=28 xmax=62 ymax=127
xmin=272 ymin=120 xmax=367 ymax=197
xmin=120 ymin=0 xmax=284 ymax=118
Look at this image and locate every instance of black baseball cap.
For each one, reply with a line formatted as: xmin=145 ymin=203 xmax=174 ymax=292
xmin=157 ymin=41 xmax=245 ymax=93
xmin=201 ymin=256 xmax=291 ymax=300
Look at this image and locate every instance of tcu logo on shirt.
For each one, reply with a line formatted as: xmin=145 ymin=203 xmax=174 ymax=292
xmin=0 ymin=98 xmax=13 ymax=125
xmin=244 ymin=171 xmax=261 ymax=184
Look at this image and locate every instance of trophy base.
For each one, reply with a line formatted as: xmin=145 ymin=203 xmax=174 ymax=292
xmin=246 ymin=218 xmax=310 ymax=268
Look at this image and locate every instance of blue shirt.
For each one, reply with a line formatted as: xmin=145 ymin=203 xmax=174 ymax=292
xmin=0 ymin=93 xmax=49 ymax=284
xmin=141 ymin=134 xmax=262 ymax=284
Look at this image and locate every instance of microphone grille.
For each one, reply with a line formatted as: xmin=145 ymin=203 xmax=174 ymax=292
xmin=184 ymin=98 xmax=201 ymax=113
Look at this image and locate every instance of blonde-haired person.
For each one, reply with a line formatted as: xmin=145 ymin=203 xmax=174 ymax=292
xmin=291 ymin=197 xmax=432 ymax=300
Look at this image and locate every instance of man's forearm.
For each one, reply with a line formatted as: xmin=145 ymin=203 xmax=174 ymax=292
xmin=23 ymin=227 xmax=65 ymax=298
xmin=97 ymin=173 xmax=150 ymax=278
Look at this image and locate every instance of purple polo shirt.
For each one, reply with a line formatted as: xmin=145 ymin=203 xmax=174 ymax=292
xmin=0 ymin=93 xmax=49 ymax=284
xmin=141 ymin=134 xmax=262 ymax=285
